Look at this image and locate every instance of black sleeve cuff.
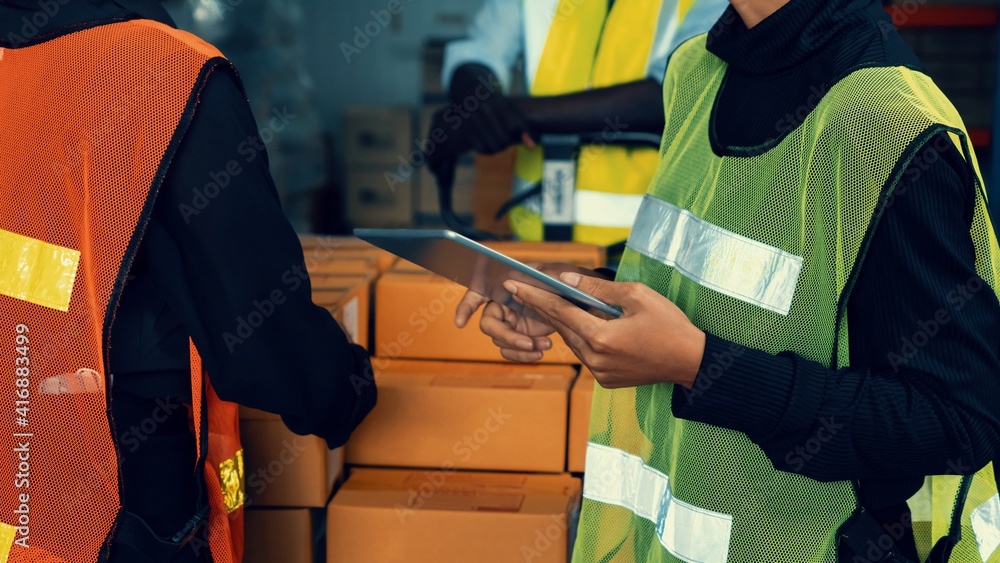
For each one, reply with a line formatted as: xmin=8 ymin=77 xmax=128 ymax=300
xmin=282 ymin=344 xmax=378 ymax=449
xmin=671 ymin=333 xmax=817 ymax=447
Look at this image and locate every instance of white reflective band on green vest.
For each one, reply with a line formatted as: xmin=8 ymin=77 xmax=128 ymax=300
xmin=972 ymin=494 xmax=1000 ymax=561
xmin=626 ymin=195 xmax=804 ymax=316
xmin=583 ymin=443 xmax=734 ymax=563
xmin=574 ymin=191 xmax=645 ymax=228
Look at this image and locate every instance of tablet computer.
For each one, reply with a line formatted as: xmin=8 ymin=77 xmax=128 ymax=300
xmin=353 ymin=229 xmax=622 ymax=319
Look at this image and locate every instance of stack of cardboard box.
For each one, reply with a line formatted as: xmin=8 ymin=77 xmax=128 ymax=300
xmin=242 ymin=237 xmax=393 ymax=563
xmin=240 ymin=236 xmax=603 ymax=562
xmin=241 ymin=405 xmax=343 ymax=563
xmin=323 ymin=241 xmax=607 ymax=563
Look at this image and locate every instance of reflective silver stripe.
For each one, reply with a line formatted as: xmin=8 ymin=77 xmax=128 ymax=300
xmin=972 ymin=493 xmax=1000 ymax=562
xmin=574 ymin=190 xmax=644 ymax=229
xmin=584 ymin=443 xmax=733 ymax=563
xmin=627 ymin=195 xmax=803 ymax=316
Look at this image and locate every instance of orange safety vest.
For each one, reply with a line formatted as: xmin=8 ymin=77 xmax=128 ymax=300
xmin=0 ymin=20 xmax=245 ymax=562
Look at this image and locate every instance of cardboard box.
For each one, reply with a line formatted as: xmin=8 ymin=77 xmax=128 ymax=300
xmin=244 ymin=508 xmax=321 ymax=563
xmin=346 ymin=359 xmax=573 ymax=472
xmin=328 ymin=468 xmax=581 ymax=563
xmin=374 ymin=272 xmax=579 ymax=364
xmin=299 ymin=235 xmax=397 ymax=272
xmin=568 ymin=367 xmax=596 ymax=473
xmin=312 ymin=281 xmax=370 ymax=349
xmin=343 ymin=106 xmax=413 ymax=165
xmin=240 ymin=408 xmax=344 ymax=508
xmin=344 ymin=166 xmax=413 ymax=229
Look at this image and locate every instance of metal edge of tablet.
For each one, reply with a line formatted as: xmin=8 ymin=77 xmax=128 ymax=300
xmin=448 ymin=234 xmax=622 ymax=318
xmin=354 ymin=228 xmax=622 ymax=318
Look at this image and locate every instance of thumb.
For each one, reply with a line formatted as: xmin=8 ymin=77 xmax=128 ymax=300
xmin=455 ymin=290 xmax=487 ymax=328
xmin=560 ymin=272 xmax=631 ymax=308
xmin=521 ymin=132 xmax=537 ymax=150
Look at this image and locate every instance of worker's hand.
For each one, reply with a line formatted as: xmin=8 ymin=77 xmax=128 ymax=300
xmin=455 ymin=264 xmax=608 ymax=363
xmin=457 ymin=92 xmax=535 ymax=155
xmin=504 ymin=273 xmax=706 ymax=389
xmin=425 ymin=101 xmax=536 ymax=182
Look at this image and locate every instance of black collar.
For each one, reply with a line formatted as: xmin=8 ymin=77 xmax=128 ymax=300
xmin=707 ymin=0 xmax=884 ymax=76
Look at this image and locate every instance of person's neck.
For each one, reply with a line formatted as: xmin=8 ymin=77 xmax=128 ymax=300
xmin=729 ymin=0 xmax=791 ymax=28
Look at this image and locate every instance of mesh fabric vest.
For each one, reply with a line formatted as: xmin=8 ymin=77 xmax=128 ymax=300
xmin=509 ymin=0 xmax=673 ymax=245
xmin=573 ymin=36 xmax=1000 ymax=563
xmin=0 ymin=20 xmax=245 ymax=562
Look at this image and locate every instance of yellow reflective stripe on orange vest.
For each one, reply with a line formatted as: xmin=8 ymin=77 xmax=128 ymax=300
xmin=627 ymin=195 xmax=803 ymax=316
xmin=583 ymin=443 xmax=733 ymax=563
xmin=0 ymin=522 xmax=15 ymax=563
xmin=0 ymin=229 xmax=80 ymax=312
xmin=220 ymin=449 xmax=246 ymax=514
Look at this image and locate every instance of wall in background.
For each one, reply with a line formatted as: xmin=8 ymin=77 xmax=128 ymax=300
xmin=163 ymin=0 xmax=485 ymax=230
xmin=301 ymin=0 xmax=482 ymax=149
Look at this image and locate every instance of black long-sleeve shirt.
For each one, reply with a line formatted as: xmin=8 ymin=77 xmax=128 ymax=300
xmin=673 ymin=0 xmax=1000 ymax=524
xmin=0 ymin=0 xmax=375 ymax=555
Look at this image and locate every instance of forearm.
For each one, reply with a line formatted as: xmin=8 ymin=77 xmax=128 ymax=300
xmin=154 ymin=70 xmax=375 ymax=447
xmin=450 ymin=63 xmax=665 ymax=136
xmin=674 ymin=334 xmax=1000 ymax=482
xmin=514 ymin=79 xmax=665 ymax=135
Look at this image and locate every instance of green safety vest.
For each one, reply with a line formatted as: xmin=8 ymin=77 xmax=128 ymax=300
xmin=573 ymin=35 xmax=1000 ymax=563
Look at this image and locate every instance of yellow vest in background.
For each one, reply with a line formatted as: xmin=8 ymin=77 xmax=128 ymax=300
xmin=510 ymin=0 xmax=692 ymax=245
